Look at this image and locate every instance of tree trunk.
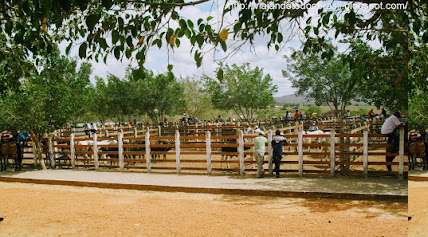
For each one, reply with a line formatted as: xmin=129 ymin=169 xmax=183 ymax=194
xmin=30 ymin=132 xmax=47 ymax=170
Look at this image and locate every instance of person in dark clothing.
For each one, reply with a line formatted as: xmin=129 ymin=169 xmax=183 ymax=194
xmin=284 ymin=111 xmax=289 ymax=122
xmin=15 ymin=130 xmax=29 ymax=171
xmin=271 ymin=130 xmax=287 ymax=178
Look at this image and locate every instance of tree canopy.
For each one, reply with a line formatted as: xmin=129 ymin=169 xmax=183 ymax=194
xmin=1 ymin=0 xmax=425 ymax=67
xmin=1 ymin=0 xmax=426 ymax=125
xmin=286 ymin=46 xmax=357 ymax=118
xmin=204 ymin=64 xmax=277 ymax=122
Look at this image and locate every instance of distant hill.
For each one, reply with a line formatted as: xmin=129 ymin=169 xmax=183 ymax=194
xmin=275 ymin=94 xmax=313 ymax=105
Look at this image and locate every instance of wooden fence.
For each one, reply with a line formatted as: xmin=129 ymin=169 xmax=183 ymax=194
xmin=49 ymin=126 xmax=407 ymax=178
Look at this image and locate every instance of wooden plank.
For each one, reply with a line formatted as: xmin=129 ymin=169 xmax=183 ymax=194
xmin=70 ymin=133 xmax=75 ymax=168
xmin=363 ymin=130 xmax=368 ymax=177
xmin=206 ymin=131 xmax=212 ymax=175
xmin=399 ymin=126 xmax=404 ymax=179
xmin=298 ymin=128 xmax=304 ymax=176
xmin=330 ymin=130 xmax=335 ymax=176
xmin=175 ymin=130 xmax=181 ymax=174
xmin=238 ymin=130 xmax=245 ymax=176
xmin=118 ymin=130 xmax=124 ymax=169
xmin=93 ymin=133 xmax=99 ymax=169
xmin=145 ymin=129 xmax=151 ymax=173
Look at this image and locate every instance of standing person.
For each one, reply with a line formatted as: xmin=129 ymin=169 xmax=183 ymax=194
xmin=293 ymin=110 xmax=301 ymax=121
xmin=90 ymin=122 xmax=97 ymax=135
xmin=16 ymin=130 xmax=29 ymax=171
xmin=271 ymin=130 xmax=287 ymax=178
xmin=84 ymin=123 xmax=91 ymax=138
xmin=367 ymin=109 xmax=375 ymax=121
xmin=381 ymin=112 xmax=403 ymax=174
xmin=254 ymin=131 xmax=268 ymax=178
xmin=284 ymin=111 xmax=289 ymax=122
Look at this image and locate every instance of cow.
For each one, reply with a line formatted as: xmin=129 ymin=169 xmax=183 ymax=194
xmin=219 ymin=128 xmax=253 ymax=169
xmin=0 ymin=132 xmax=16 ymax=172
xmin=408 ymin=136 xmax=426 ymax=170
xmin=0 ymin=143 xmax=16 ymax=172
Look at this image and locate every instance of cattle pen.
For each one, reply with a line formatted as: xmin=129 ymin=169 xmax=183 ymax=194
xmin=11 ymin=120 xmax=408 ymax=178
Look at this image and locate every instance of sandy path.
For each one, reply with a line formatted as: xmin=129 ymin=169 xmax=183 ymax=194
xmin=0 ymin=182 xmax=406 ymax=237
xmin=409 ymin=181 xmax=428 ymax=237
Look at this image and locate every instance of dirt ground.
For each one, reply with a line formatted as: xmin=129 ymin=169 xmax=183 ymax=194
xmin=0 ymin=182 xmax=407 ymax=237
xmin=409 ymin=181 xmax=428 ymax=237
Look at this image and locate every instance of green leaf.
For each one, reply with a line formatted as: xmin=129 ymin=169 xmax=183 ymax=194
xmin=277 ymin=33 xmax=283 ymax=43
xmin=187 ymin=19 xmax=194 ymax=29
xmin=79 ymin=42 xmax=87 ymax=58
xmin=194 ymin=51 xmax=202 ymax=67
xmin=207 ymin=16 xmax=214 ymax=21
xmin=86 ymin=14 xmax=100 ymax=31
xmin=99 ymin=38 xmax=108 ymax=49
xmin=233 ymin=22 xmax=242 ymax=33
xmin=112 ymin=30 xmax=119 ymax=44
xmin=65 ymin=43 xmax=72 ymax=55
xmin=125 ymin=49 xmax=131 ymax=58
xmin=196 ymin=34 xmax=204 ymax=47
xmin=216 ymin=68 xmax=223 ymax=82
xmin=167 ymin=64 xmax=173 ymax=71
xmin=126 ymin=36 xmax=133 ymax=47
xmin=114 ymin=46 xmax=120 ymax=59
xmin=197 ymin=18 xmax=203 ymax=26
xmin=179 ymin=19 xmax=187 ymax=30
xmin=314 ymin=27 xmax=319 ymax=35
xmin=118 ymin=17 xmax=124 ymax=30
xmin=220 ymin=41 xmax=227 ymax=52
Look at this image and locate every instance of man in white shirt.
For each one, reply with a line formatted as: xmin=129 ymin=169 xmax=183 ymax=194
xmin=254 ymin=131 xmax=268 ymax=178
xmin=381 ymin=112 xmax=403 ymax=174
xmin=381 ymin=112 xmax=402 ymax=135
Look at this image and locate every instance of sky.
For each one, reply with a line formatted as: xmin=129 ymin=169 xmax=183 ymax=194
xmin=61 ymin=0 xmax=375 ymax=97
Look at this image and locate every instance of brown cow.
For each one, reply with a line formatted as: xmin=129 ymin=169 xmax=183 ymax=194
xmin=409 ymin=141 xmax=426 ymax=170
xmin=0 ymin=143 xmax=16 ymax=171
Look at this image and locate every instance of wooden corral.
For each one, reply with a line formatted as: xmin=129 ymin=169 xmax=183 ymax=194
xmin=47 ymin=123 xmax=407 ymax=178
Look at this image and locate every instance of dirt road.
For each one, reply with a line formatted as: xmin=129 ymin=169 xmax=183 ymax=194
xmin=0 ymin=182 xmax=406 ymax=237
xmin=409 ymin=181 xmax=428 ymax=237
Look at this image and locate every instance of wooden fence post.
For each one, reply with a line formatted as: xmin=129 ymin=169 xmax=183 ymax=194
xmin=93 ymin=132 xmax=99 ymax=169
xmin=298 ymin=127 xmax=304 ymax=176
xmin=238 ymin=130 xmax=245 ymax=176
xmin=53 ymin=131 xmax=59 ymax=167
xmin=175 ymin=130 xmax=181 ymax=174
xmin=70 ymin=133 xmax=76 ymax=169
xmin=330 ymin=130 xmax=336 ymax=176
xmin=118 ymin=129 xmax=124 ymax=169
xmin=363 ymin=130 xmax=369 ymax=177
xmin=398 ymin=126 xmax=404 ymax=179
xmin=48 ymin=135 xmax=55 ymax=168
xmin=206 ymin=131 xmax=212 ymax=175
xmin=268 ymin=129 xmax=273 ymax=176
xmin=145 ymin=129 xmax=151 ymax=173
